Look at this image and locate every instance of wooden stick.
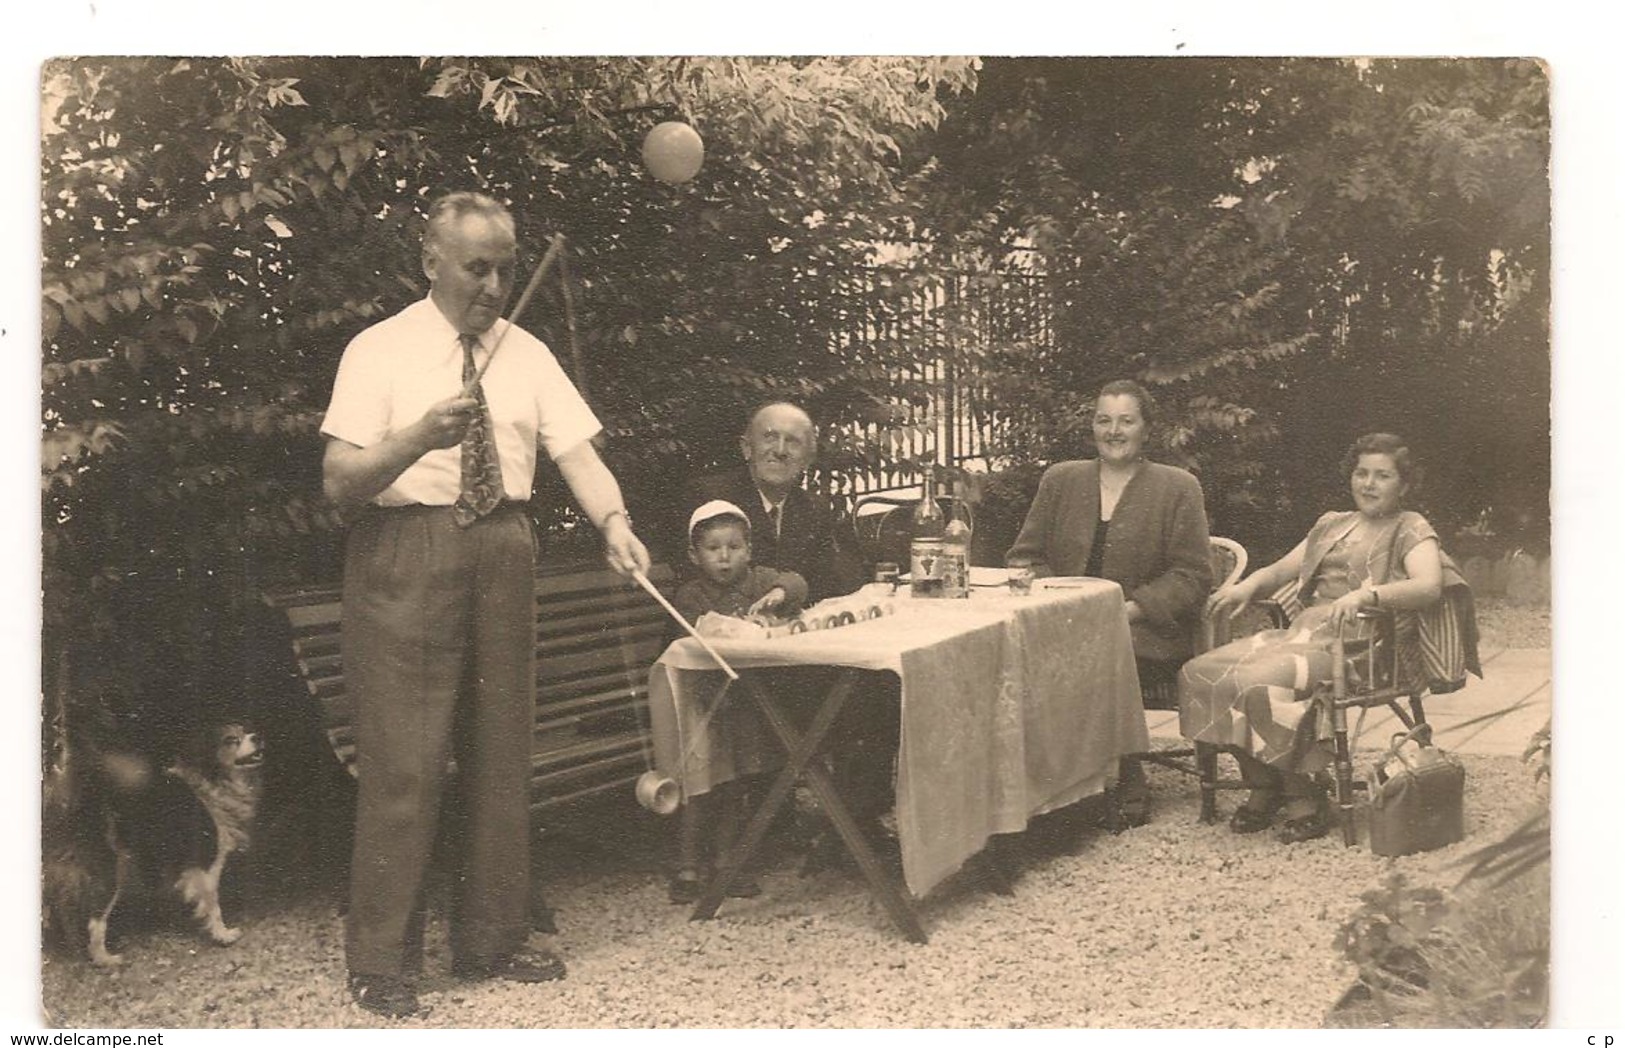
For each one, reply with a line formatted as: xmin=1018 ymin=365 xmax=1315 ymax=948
xmin=632 ymin=570 xmax=739 ymax=680
xmin=559 ymin=250 xmax=589 ymax=401
xmin=461 ymin=232 xmax=567 ymax=397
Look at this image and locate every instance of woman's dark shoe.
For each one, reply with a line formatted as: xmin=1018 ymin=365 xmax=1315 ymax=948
xmin=1275 ymin=801 xmax=1331 ymax=844
xmin=1228 ymin=791 xmax=1284 ymax=834
xmin=1101 ymin=756 xmax=1153 ymax=834
xmin=1101 ymin=787 xmax=1152 ymax=834
xmin=1228 ymin=804 xmax=1277 ymax=834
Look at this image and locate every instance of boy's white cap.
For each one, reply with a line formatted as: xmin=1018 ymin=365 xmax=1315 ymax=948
xmin=688 ymin=499 xmax=751 ymax=539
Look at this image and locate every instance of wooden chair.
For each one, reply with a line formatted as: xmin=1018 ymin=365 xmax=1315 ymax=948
xmin=1192 ymin=571 xmax=1480 ymax=845
xmin=852 ymin=493 xmax=956 ymax=574
xmin=1321 ymin=605 xmax=1460 ymax=846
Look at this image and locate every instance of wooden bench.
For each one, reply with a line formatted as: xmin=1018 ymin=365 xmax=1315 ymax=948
xmin=262 ymin=560 xmax=677 ymax=818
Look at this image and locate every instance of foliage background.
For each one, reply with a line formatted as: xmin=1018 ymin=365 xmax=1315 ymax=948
xmin=40 ymin=56 xmax=979 ymax=746
xmin=915 ymin=58 xmax=1547 ymax=557
xmin=40 ymin=55 xmax=1547 ymax=762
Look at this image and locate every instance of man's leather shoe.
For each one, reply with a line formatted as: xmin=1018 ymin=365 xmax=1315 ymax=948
xmin=348 ymin=972 xmax=419 ymax=1019
xmin=453 ymin=946 xmax=567 ymax=984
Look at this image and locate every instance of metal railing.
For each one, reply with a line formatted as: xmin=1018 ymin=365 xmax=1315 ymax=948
xmin=815 ymin=265 xmax=1057 ymax=507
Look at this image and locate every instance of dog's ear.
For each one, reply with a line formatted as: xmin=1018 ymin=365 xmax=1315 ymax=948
xmin=176 ymin=723 xmax=226 ymax=770
xmin=210 ymin=723 xmax=243 ymax=758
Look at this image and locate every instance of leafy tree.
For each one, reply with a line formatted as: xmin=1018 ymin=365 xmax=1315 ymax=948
xmin=909 ymin=58 xmax=1548 ymax=558
xmin=1253 ymin=59 xmax=1549 ymax=550
xmin=41 ymin=53 xmax=1548 ymax=757
xmin=41 ymin=56 xmax=976 ymax=740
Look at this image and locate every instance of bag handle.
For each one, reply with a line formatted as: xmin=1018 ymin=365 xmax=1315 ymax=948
xmin=1384 ymin=722 xmax=1437 ymax=771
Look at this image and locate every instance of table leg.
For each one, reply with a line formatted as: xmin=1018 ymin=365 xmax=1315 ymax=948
xmin=793 ymin=737 xmax=928 ymax=943
xmin=690 ymin=670 xmax=856 ymax=922
xmin=693 ymin=669 xmax=929 ymax=944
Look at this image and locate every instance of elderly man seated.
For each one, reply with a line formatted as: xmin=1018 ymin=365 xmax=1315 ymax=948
xmin=683 ymin=402 xmax=890 ymax=871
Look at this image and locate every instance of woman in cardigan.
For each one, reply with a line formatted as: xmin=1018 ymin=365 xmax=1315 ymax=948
xmin=1179 ymin=433 xmax=1449 ymax=844
xmin=1005 ymin=380 xmax=1213 ymax=827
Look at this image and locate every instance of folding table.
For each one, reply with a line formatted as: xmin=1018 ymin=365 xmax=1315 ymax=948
xmin=645 ymin=579 xmax=1147 ymax=941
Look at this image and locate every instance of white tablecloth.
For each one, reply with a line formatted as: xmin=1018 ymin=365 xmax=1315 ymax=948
xmin=646 ymin=580 xmax=1148 ymax=897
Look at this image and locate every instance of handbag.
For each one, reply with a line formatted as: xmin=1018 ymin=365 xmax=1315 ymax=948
xmin=1367 ymin=724 xmax=1466 ymax=856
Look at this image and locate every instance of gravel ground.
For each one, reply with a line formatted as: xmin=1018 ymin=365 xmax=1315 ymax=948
xmin=40 ymin=750 xmax=1543 ymax=1029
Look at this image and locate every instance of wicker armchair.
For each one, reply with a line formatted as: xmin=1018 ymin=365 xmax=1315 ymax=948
xmin=1193 ymin=570 xmax=1480 ymax=846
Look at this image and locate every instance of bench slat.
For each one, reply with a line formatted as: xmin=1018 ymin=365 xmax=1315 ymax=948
xmin=536 ymin=635 xmax=668 ymax=682
xmin=282 ymin=601 xmax=343 ymax=633
xmin=540 ymin=665 xmax=652 ymax=705
xmin=293 ymin=628 xmax=670 ymax=684
xmin=537 ymin=563 xmax=672 ymax=598
xmin=269 ymin=562 xmax=678 ymax=818
xmin=304 ymin=655 xmax=666 ymax=711
xmin=537 ymin=695 xmax=648 ymax=735
xmin=539 ymin=615 xmax=664 ymax=644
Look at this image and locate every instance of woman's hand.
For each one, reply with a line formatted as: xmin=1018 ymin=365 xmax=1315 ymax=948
xmin=747 ymin=587 xmax=787 ymax=617
xmin=1205 ymin=582 xmax=1253 ymax=620
xmin=1325 ymin=587 xmax=1375 ymax=632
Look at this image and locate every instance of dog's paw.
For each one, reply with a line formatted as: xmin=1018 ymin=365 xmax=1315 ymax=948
xmin=87 ymin=917 xmax=123 ymax=967
xmin=210 ymin=926 xmax=243 ymax=946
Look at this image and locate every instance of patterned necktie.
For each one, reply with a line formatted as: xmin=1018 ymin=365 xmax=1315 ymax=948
xmin=452 ymin=333 xmax=504 ymax=527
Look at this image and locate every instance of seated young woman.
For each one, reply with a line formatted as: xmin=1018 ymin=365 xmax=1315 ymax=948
xmin=1179 ymin=432 xmax=1453 ymax=844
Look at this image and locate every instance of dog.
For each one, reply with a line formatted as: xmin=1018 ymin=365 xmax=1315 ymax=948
xmin=41 ymin=698 xmax=150 ymax=967
xmin=43 ymin=721 xmax=264 ymax=966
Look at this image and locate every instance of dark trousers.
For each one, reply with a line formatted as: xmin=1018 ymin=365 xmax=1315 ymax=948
xmin=757 ymin=667 xmax=899 ymax=840
xmin=830 ymin=672 xmax=901 ymax=828
xmin=342 ymin=505 xmax=535 ymax=978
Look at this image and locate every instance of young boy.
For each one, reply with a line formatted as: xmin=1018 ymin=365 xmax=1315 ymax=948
xmin=668 ymin=500 xmax=808 ymax=903
xmin=673 ymin=499 xmax=809 ymax=626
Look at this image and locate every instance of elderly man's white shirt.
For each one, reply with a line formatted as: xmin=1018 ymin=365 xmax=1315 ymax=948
xmin=321 ymin=297 xmax=601 ymax=507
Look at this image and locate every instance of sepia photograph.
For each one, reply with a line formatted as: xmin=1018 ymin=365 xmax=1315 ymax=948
xmin=12 ymin=3 xmax=1622 ymax=1036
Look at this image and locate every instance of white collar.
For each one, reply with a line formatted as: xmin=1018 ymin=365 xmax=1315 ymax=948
xmin=418 ymin=296 xmax=499 ymax=352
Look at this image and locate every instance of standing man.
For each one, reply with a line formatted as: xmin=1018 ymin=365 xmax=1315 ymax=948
xmin=321 ymin=191 xmax=649 ymax=1019
xmin=686 ymin=401 xmax=863 ymax=602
